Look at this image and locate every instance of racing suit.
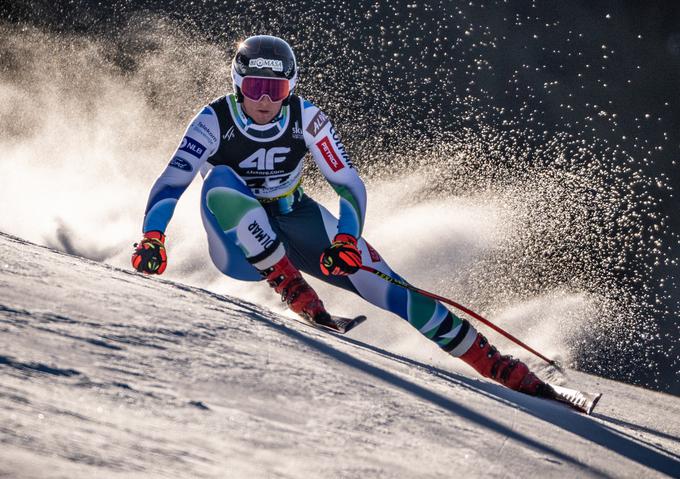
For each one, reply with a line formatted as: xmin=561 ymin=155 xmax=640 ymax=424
xmin=141 ymin=93 xmax=477 ymax=356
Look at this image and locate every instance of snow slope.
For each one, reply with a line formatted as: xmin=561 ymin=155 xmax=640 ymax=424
xmin=1 ymin=231 xmax=679 ymax=479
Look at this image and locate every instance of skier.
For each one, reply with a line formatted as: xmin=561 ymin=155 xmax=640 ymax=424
xmin=132 ymin=35 xmax=547 ymax=396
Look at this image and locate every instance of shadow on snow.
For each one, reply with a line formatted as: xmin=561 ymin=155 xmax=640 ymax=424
xmin=236 ymin=303 xmax=680 ymax=478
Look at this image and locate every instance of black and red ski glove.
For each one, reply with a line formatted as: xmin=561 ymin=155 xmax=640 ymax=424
xmin=320 ymin=233 xmax=362 ymax=276
xmin=131 ymin=231 xmax=167 ymax=275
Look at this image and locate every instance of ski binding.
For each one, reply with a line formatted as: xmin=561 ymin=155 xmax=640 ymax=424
xmin=543 ymin=383 xmax=602 ymax=415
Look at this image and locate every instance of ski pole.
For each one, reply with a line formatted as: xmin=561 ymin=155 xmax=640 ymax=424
xmin=359 ymin=265 xmax=562 ymax=370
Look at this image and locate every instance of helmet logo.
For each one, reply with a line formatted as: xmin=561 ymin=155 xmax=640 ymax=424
xmin=249 ymin=58 xmax=284 ymax=72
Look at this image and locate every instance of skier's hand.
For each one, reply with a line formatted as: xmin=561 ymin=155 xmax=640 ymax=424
xmin=131 ymin=231 xmax=167 ymax=275
xmin=320 ymin=234 xmax=362 ymax=276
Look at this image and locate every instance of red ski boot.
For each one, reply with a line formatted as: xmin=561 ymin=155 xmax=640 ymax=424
xmin=260 ymin=255 xmax=332 ymax=326
xmin=459 ymin=333 xmax=546 ymax=396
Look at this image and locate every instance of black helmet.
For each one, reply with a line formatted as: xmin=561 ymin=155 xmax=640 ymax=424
xmin=231 ymin=35 xmax=297 ymax=103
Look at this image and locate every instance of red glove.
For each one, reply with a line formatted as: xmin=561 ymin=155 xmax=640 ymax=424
xmin=131 ymin=231 xmax=167 ymax=274
xmin=320 ymin=234 xmax=362 ymax=276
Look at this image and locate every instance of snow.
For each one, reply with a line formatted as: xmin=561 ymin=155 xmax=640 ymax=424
xmin=1 ymin=231 xmax=679 ymax=478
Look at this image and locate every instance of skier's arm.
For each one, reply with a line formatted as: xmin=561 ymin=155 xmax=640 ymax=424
xmin=132 ymin=107 xmax=219 ymax=275
xmin=142 ymin=107 xmax=220 ymax=234
xmin=301 ymin=100 xmax=366 ymax=239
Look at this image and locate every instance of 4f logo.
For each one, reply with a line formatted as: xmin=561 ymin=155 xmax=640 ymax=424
xmin=239 ymin=147 xmax=290 ymax=171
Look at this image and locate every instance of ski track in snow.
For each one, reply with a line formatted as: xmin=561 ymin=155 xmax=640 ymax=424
xmin=0 ymin=232 xmax=679 ymax=479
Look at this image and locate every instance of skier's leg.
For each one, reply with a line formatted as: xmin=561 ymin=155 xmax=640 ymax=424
xmin=271 ymin=196 xmax=468 ymax=344
xmin=200 ymin=166 xmax=329 ymax=322
xmin=200 ymin=165 xmax=283 ymax=280
xmin=276 ymin=196 xmax=546 ymax=394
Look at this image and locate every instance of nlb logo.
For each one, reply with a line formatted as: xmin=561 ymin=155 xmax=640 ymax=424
xmin=316 ymin=137 xmax=344 ymax=172
xmin=179 ymin=137 xmax=206 ymax=159
xmin=249 ymin=58 xmax=284 ymax=72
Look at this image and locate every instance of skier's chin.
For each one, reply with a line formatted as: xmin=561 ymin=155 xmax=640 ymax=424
xmin=252 ymin=110 xmax=277 ymax=124
xmin=243 ymin=97 xmax=282 ymax=124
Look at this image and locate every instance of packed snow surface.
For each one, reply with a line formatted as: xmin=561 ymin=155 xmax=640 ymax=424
xmin=1 ymin=232 xmax=679 ymax=478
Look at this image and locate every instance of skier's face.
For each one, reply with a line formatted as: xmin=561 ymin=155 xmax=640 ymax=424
xmin=242 ymin=95 xmax=283 ymax=125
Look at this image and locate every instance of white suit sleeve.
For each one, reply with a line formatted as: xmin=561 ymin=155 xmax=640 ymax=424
xmin=300 ymin=97 xmax=367 ymax=238
xmin=142 ymin=106 xmax=220 ymax=233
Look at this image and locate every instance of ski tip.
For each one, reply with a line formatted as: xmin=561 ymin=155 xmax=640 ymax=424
xmin=585 ymin=392 xmax=603 ymax=415
xmin=544 ymin=383 xmax=602 ymax=415
xmin=333 ymin=314 xmax=367 ymax=334
xmin=313 ymin=314 xmax=367 ymax=334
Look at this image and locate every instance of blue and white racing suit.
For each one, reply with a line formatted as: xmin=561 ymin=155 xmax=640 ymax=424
xmin=141 ymin=93 xmax=477 ymax=356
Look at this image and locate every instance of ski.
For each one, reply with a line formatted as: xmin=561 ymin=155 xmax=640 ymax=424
xmin=541 ymin=383 xmax=602 ymax=415
xmin=310 ymin=314 xmax=367 ymax=334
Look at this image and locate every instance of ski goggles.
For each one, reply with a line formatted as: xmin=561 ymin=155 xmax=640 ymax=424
xmin=241 ymin=76 xmax=290 ymax=102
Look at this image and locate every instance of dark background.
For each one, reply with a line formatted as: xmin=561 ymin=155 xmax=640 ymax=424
xmin=2 ymin=0 xmax=678 ymax=393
